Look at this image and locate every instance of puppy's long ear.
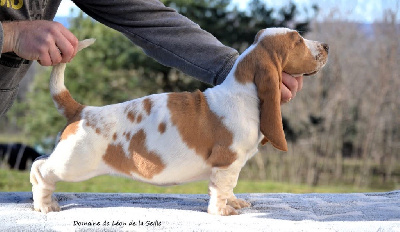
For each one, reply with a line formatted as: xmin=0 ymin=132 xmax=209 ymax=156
xmin=255 ymin=62 xmax=288 ymax=151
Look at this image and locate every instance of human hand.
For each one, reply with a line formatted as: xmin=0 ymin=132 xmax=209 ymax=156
xmin=281 ymin=73 xmax=303 ymax=104
xmin=1 ymin=20 xmax=78 ymax=66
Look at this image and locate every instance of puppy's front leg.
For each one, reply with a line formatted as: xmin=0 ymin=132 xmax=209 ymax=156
xmin=207 ymin=163 xmax=250 ymax=216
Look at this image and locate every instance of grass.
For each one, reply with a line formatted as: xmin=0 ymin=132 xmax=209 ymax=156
xmin=0 ymin=168 xmax=393 ymax=194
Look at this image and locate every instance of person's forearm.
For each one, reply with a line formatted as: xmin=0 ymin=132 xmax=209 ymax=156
xmin=0 ymin=22 xmax=3 ymax=55
xmin=1 ymin=22 xmax=16 ymax=54
xmin=73 ymin=0 xmax=239 ymax=85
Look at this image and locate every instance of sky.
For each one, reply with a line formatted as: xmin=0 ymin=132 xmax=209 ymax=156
xmin=56 ymin=0 xmax=399 ymax=23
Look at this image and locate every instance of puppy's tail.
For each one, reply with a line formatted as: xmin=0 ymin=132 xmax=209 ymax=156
xmin=50 ymin=39 xmax=96 ymax=120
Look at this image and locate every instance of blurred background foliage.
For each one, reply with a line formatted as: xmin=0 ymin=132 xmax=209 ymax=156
xmin=1 ymin=0 xmax=399 ymax=192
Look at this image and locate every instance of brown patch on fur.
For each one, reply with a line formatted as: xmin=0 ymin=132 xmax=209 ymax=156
xmin=60 ymin=120 xmax=80 ymax=141
xmin=167 ymin=90 xmax=237 ymax=167
xmin=103 ymin=143 xmax=128 ymax=172
xmin=52 ymin=90 xmax=84 ymax=121
xmin=143 ymin=98 xmax=153 ymax=115
xmin=234 ymin=47 xmax=260 ymax=84
xmin=103 ymin=129 xmax=165 ymax=179
xmin=125 ymin=132 xmax=131 ymax=141
xmin=113 ymin=133 xmax=117 ymax=141
xmin=128 ymin=130 xmax=165 ymax=177
xmin=158 ymin=122 xmax=166 ymax=134
xmin=137 ymin=114 xmax=143 ymax=123
xmin=55 ymin=90 xmax=85 ymax=141
xmin=127 ymin=111 xmax=136 ymax=123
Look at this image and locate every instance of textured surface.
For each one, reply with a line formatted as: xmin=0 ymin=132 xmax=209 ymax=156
xmin=1 ymin=191 xmax=400 ymax=231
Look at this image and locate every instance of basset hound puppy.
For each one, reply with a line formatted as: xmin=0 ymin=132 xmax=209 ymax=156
xmin=30 ymin=28 xmax=328 ymax=215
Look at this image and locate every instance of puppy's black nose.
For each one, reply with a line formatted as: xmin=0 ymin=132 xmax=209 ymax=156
xmin=322 ymin=43 xmax=329 ymax=53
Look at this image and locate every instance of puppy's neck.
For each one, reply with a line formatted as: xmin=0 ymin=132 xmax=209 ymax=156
xmin=216 ymin=44 xmax=271 ymax=100
xmin=218 ymin=71 xmax=258 ymax=101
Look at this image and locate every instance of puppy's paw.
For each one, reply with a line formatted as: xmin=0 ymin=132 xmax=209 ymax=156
xmin=227 ymin=198 xmax=251 ymax=209
xmin=208 ymin=204 xmax=238 ymax=216
xmin=33 ymin=199 xmax=60 ymax=213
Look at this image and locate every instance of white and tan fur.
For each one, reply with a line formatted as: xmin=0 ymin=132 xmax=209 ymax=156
xmin=30 ymin=28 xmax=328 ymax=215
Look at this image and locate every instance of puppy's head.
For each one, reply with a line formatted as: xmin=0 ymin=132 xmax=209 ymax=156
xmin=282 ymin=31 xmax=328 ymax=77
xmin=236 ymin=28 xmax=328 ymax=151
xmin=254 ymin=28 xmax=329 ymax=77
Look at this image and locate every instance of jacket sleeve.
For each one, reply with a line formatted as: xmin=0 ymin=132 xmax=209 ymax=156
xmin=72 ymin=0 xmax=238 ymax=85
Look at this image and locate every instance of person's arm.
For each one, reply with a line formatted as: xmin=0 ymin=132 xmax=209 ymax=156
xmin=1 ymin=22 xmax=18 ymax=54
xmin=72 ymin=0 xmax=303 ymax=98
xmin=72 ymin=0 xmax=238 ymax=86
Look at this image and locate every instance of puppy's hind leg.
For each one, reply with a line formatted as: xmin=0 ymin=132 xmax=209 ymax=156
xmin=30 ymin=156 xmax=61 ymax=213
xmin=207 ymin=161 xmax=250 ymax=216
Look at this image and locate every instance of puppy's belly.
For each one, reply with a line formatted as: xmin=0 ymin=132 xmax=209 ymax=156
xmin=108 ymin=157 xmax=212 ymax=186
xmin=138 ymin=168 xmax=211 ymax=187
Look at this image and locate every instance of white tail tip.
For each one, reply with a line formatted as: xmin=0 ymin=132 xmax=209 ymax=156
xmin=78 ymin=38 xmax=96 ymax=51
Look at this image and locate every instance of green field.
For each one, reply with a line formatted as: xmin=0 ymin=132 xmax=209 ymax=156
xmin=0 ymin=168 xmax=393 ymax=194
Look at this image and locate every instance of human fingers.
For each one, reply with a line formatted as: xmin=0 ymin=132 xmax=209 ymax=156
xmin=49 ymin=43 xmax=63 ymax=65
xmin=282 ymin=73 xmax=299 ymax=98
xmin=55 ymin=38 xmax=74 ymax=63
xmin=58 ymin=26 xmax=78 ymax=62
xmin=37 ymin=46 xmax=53 ymax=66
xmin=280 ymin=82 xmax=293 ymax=104
xmin=295 ymin=75 xmax=304 ymax=91
xmin=36 ymin=35 xmax=63 ymax=66
xmin=282 ymin=72 xmax=299 ymax=98
xmin=38 ymin=29 xmax=77 ymax=65
xmin=50 ymin=23 xmax=78 ymax=63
